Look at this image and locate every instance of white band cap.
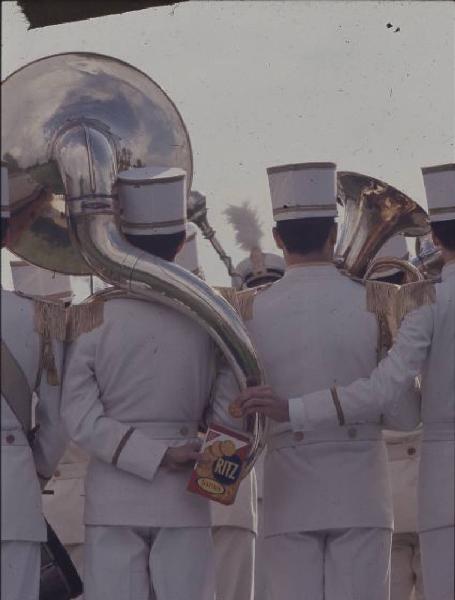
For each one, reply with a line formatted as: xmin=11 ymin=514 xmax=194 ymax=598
xmin=11 ymin=260 xmax=73 ymax=300
xmin=1 ymin=164 xmax=10 ymax=218
xmin=422 ymin=163 xmax=455 ymax=222
xmin=118 ymin=166 xmax=187 ymax=235
xmin=232 ymin=252 xmax=285 ymax=289
xmin=175 ymin=223 xmax=203 ymax=277
xmin=267 ymin=162 xmax=337 ymax=221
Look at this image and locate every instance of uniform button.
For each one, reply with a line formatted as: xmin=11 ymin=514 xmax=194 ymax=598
xmin=6 ymin=434 xmax=15 ymax=444
xmin=179 ymin=426 xmax=189 ymax=436
xmin=54 ymin=470 xmax=61 ymax=477
xmin=347 ymin=427 xmax=357 ymax=439
xmin=293 ymin=432 xmax=304 ymax=442
xmin=407 ymin=447 xmax=416 ymax=456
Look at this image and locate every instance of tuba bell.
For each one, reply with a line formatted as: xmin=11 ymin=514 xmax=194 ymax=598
xmin=336 ymin=171 xmax=430 ymax=279
xmin=2 ymin=53 xmax=266 ymax=469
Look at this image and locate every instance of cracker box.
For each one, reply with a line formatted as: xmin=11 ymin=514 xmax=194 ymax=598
xmin=187 ymin=424 xmax=251 ymax=505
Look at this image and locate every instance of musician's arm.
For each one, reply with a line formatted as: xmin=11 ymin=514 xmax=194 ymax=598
xmin=61 ymin=332 xmax=168 ymax=482
xmin=289 ymin=304 xmax=433 ymax=431
xmin=32 ymin=339 xmax=68 ymax=481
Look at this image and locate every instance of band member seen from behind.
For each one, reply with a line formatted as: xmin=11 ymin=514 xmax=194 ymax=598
xmin=368 ymin=235 xmax=425 ymax=600
xmin=1 ymin=164 xmax=68 ymax=600
xmin=223 ymin=200 xmax=285 ymax=600
xmin=230 ymin=162 xmax=420 ymax=600
xmin=61 ymin=167 xmax=243 ymax=600
xmin=10 ymin=261 xmax=87 ymax=598
xmin=241 ymin=163 xmax=455 ymax=600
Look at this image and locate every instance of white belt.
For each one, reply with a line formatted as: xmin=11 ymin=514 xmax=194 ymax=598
xmin=386 ymin=440 xmax=421 ymax=461
xmin=267 ymin=425 xmax=382 ymax=451
xmin=422 ymin=421 xmax=455 ymax=442
xmin=1 ymin=429 xmax=28 ymax=446
xmin=128 ymin=421 xmax=200 ymax=440
xmin=51 ymin=462 xmax=88 ymax=480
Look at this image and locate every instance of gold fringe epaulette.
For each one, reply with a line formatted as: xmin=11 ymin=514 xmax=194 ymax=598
xmin=394 ymin=280 xmax=436 ymax=324
xmin=236 ymin=283 xmax=272 ymax=321
xmin=66 ymin=287 xmax=135 ymax=340
xmin=365 ymin=281 xmax=401 ymax=358
xmin=215 ymin=287 xmax=241 ymax=314
xmin=365 ymin=280 xmax=400 ymax=318
xmin=30 ymin=297 xmax=67 ymax=386
xmin=33 ymin=296 xmax=68 ymax=341
xmin=41 ymin=338 xmax=60 ymax=386
xmin=66 ymin=301 xmax=105 ymax=341
xmin=33 ymin=295 xmax=106 ymax=342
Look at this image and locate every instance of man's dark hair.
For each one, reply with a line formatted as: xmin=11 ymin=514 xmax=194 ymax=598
xmin=275 ymin=217 xmax=336 ymax=255
xmin=373 ymin=271 xmax=406 ymax=286
xmin=246 ymin=273 xmax=283 ymax=288
xmin=1 ymin=217 xmax=9 ymax=247
xmin=125 ymin=231 xmax=185 ymax=262
xmin=431 ymin=220 xmax=455 ymax=251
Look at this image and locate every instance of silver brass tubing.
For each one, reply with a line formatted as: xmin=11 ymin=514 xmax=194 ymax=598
xmin=59 ymin=123 xmax=266 ymax=473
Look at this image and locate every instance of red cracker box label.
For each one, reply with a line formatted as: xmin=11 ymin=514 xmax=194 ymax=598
xmin=187 ymin=424 xmax=251 ymax=505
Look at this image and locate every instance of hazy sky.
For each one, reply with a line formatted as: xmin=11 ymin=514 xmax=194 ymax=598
xmin=2 ymin=0 xmax=454 ymax=294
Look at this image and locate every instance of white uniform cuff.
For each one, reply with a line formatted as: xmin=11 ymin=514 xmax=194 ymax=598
xmin=290 ymin=390 xmax=339 ymax=431
xmin=288 ymin=397 xmax=306 ymax=431
xmin=113 ymin=429 xmax=168 ymax=482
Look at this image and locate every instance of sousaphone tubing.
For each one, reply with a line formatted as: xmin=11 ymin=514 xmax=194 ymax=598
xmin=2 ymin=54 xmax=265 ymax=477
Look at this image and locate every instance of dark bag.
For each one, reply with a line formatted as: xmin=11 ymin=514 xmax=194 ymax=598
xmin=40 ymin=521 xmax=83 ymax=600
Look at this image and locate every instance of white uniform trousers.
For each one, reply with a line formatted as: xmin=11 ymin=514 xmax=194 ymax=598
xmin=84 ymin=525 xmax=215 ymax=600
xmin=264 ymin=527 xmax=392 ymax=600
xmin=254 ymin=499 xmax=269 ymax=600
xmin=212 ymin=526 xmax=255 ymax=600
xmin=390 ymin=533 xmax=424 ymax=600
xmin=1 ymin=541 xmax=41 ymax=600
xmin=419 ymin=527 xmax=454 ymax=600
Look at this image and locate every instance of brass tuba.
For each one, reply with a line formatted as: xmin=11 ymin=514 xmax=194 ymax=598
xmin=336 ymin=171 xmax=430 ymax=279
xmin=2 ymin=52 xmax=266 ymax=471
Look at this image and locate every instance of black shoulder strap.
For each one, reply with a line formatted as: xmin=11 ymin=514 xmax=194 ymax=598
xmin=1 ymin=339 xmax=33 ymax=432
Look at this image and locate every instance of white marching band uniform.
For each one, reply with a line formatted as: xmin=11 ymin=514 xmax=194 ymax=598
xmin=3 ymin=147 xmax=452 ymax=600
xmin=61 ymin=167 xmax=240 ymax=600
xmin=386 ymin=430 xmax=424 ymax=600
xmin=371 ymin=234 xmax=425 ymax=600
xmin=244 ymin=162 xmax=421 ymax=600
xmin=177 ymin=220 xmax=259 ymax=600
xmin=44 ymin=443 xmax=88 ymax=582
xmin=291 ymin=164 xmax=455 ymax=600
xmin=10 ymin=261 xmax=88 ymax=590
xmin=224 ymin=202 xmax=286 ymax=600
xmin=1 ymin=167 xmax=67 ymax=600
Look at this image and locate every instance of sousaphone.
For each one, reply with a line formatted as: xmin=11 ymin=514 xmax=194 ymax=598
xmin=336 ymin=172 xmax=434 ymax=360
xmin=2 ymin=53 xmax=266 ymax=595
xmin=336 ymin=171 xmax=430 ymax=279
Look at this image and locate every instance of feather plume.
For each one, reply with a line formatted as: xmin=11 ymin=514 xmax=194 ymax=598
xmin=224 ymin=201 xmax=263 ymax=251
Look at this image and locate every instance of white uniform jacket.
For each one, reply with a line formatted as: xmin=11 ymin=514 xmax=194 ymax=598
xmin=61 ymin=297 xmax=238 ymax=529
xmin=384 ymin=429 xmax=421 ymax=533
xmin=245 ymin=264 xmax=420 ymax=537
xmin=292 ymin=261 xmax=455 ymax=532
xmin=43 ymin=442 xmax=89 ymax=544
xmin=1 ymin=289 xmax=66 ymax=542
